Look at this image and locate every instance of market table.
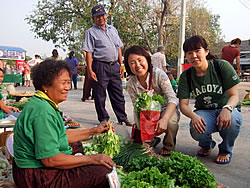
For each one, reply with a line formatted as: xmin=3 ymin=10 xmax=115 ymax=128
xmin=0 ymin=120 xmax=15 ymax=133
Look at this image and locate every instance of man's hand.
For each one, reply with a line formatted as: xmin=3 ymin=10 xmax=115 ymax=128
xmin=120 ymin=65 xmax=125 ymax=78
xmin=217 ymin=108 xmax=231 ymax=130
xmin=88 ymin=70 xmax=98 ymax=82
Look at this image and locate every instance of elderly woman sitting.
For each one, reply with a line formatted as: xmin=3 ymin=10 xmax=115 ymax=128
xmin=13 ymin=59 xmax=114 ymax=188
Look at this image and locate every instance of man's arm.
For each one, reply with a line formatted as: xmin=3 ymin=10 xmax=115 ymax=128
xmin=83 ymin=51 xmax=97 ymax=82
xmin=118 ymin=48 xmax=124 ymax=77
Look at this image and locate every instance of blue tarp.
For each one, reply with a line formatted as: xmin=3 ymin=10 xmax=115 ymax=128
xmin=0 ymin=46 xmax=26 ymax=60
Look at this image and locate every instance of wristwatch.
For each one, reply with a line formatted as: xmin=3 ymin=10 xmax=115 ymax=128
xmin=222 ymin=105 xmax=233 ymax=112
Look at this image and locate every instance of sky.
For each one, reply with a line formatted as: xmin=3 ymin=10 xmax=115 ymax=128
xmin=1 ymin=0 xmax=250 ymax=60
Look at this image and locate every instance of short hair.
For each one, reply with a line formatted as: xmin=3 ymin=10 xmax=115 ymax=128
xmin=31 ymin=59 xmax=71 ymax=92
xmin=231 ymin=38 xmax=241 ymax=45
xmin=157 ymin=45 xmax=165 ymax=52
xmin=124 ymin=46 xmax=152 ymax=76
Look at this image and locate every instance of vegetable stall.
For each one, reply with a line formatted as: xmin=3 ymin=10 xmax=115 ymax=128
xmin=77 ymin=121 xmax=224 ymax=188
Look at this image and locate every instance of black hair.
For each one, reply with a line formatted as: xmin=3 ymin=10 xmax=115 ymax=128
xmin=31 ymin=59 xmax=71 ymax=92
xmin=124 ymin=45 xmax=152 ymax=75
xmin=69 ymin=51 xmax=75 ymax=59
xmin=35 ymin=54 xmax=41 ymax=58
xmin=52 ymin=49 xmax=59 ymax=58
xmin=183 ymin=35 xmax=216 ymax=60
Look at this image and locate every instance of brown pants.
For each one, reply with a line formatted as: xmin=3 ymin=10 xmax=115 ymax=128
xmin=162 ymin=109 xmax=180 ymax=151
xmin=13 ymin=142 xmax=111 ymax=188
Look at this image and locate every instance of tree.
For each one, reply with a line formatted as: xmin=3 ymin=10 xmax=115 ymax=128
xmin=25 ymin=0 xmax=99 ymax=56
xmin=26 ymin=0 xmax=224 ymax=67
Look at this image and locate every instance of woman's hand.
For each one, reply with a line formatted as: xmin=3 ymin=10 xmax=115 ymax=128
xmin=217 ymin=108 xmax=231 ymax=130
xmin=92 ymin=124 xmax=110 ymax=135
xmin=90 ymin=154 xmax=114 ymax=169
xmin=155 ymin=118 xmax=168 ymax=135
xmin=9 ymin=106 xmax=20 ymax=112
xmin=191 ymin=113 xmax=206 ymax=134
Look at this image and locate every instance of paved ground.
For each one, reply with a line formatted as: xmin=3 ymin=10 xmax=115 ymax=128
xmin=6 ymin=81 xmax=250 ymax=187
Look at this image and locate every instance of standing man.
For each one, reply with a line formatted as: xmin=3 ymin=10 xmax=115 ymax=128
xmin=151 ymin=45 xmax=169 ymax=73
xmin=221 ymin=38 xmax=241 ymax=76
xmin=82 ymin=5 xmax=132 ymax=125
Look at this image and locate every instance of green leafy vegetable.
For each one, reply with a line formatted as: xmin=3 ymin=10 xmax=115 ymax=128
xmin=135 ymin=93 xmax=164 ymax=123
xmin=123 ymin=151 xmax=217 ymax=188
xmin=82 ymin=124 xmax=122 ymax=158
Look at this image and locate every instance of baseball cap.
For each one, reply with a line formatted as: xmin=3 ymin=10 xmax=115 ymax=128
xmin=92 ymin=5 xmax=106 ymax=17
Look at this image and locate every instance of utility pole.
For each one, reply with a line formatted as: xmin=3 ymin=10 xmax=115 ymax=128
xmin=177 ymin=0 xmax=186 ymax=78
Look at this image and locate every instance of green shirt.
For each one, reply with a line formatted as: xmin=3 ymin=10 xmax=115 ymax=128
xmin=170 ymin=79 xmax=178 ymax=92
xmin=0 ymin=92 xmax=4 ymax=119
xmin=14 ymin=96 xmax=72 ymax=168
xmin=177 ymin=59 xmax=240 ymax=110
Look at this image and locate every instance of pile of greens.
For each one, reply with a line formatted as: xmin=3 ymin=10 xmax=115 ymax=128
xmin=8 ymin=97 xmax=31 ymax=110
xmin=121 ymin=167 xmax=176 ymax=188
xmin=113 ymin=143 xmax=149 ymax=168
xmin=118 ymin=152 xmax=217 ymax=188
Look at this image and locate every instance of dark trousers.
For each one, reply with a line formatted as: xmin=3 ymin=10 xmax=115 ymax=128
xmin=71 ymin=74 xmax=78 ymax=89
xmin=92 ymin=61 xmax=127 ymax=122
xmin=82 ymin=69 xmax=92 ymax=100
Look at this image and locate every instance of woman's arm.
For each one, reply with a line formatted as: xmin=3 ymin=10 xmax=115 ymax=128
xmin=0 ymin=100 xmax=15 ymax=114
xmin=41 ymin=152 xmax=114 ymax=169
xmin=155 ymin=102 xmax=176 ymax=135
xmin=179 ymin=98 xmax=206 ymax=133
xmin=216 ymin=84 xmax=239 ymax=130
xmin=66 ymin=124 xmax=109 ymax=143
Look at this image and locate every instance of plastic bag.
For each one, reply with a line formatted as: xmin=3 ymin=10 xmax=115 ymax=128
xmin=140 ymin=110 xmax=160 ymax=142
xmin=133 ymin=100 xmax=161 ymax=143
xmin=114 ymin=123 xmax=133 ymax=145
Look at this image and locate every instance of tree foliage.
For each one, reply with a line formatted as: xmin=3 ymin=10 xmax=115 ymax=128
xmin=26 ymin=0 xmax=224 ymax=66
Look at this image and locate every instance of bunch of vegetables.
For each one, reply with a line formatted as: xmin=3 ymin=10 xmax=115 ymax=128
xmin=8 ymin=97 xmax=31 ymax=110
xmin=135 ymin=93 xmax=164 ymax=122
xmin=82 ymin=122 xmax=122 ymax=158
xmin=121 ymin=167 xmax=176 ymax=188
xmin=240 ymin=99 xmax=250 ymax=105
xmin=113 ymin=143 xmax=149 ymax=168
xmin=120 ymin=152 xmax=217 ymax=188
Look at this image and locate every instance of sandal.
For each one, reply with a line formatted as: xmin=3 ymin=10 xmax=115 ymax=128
xmin=149 ymin=137 xmax=161 ymax=148
xmin=215 ymin=152 xmax=232 ymax=165
xmin=118 ymin=120 xmax=134 ymax=126
xmin=159 ymin=147 xmax=171 ymax=156
xmin=197 ymin=141 xmax=216 ymax=157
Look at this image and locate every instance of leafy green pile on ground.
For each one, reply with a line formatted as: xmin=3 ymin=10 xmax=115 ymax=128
xmin=117 ymin=151 xmax=217 ymax=188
